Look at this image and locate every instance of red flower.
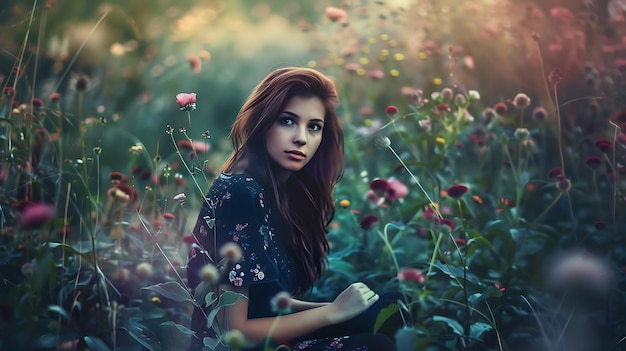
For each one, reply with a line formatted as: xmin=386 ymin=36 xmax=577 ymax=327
xmin=359 ymin=214 xmax=379 ymax=230
xmin=546 ymin=167 xmax=563 ymax=179
xmin=595 ymin=139 xmax=612 ymax=152
xmin=48 ymin=92 xmax=61 ymax=102
xmin=175 ymin=93 xmax=197 ymax=111
xmin=385 ymin=105 xmax=399 ymax=116
xmin=584 ymin=155 xmax=603 ymax=170
xmin=177 ymin=140 xmax=210 ymax=153
xmin=453 ymin=237 xmax=466 ymax=246
xmin=369 ymin=179 xmax=389 ymax=193
xmin=398 ymin=268 xmax=425 ymax=284
xmin=446 ymin=184 xmax=469 ymax=199
xmin=437 ymin=218 xmax=455 ymax=232
xmin=493 ymin=102 xmax=508 ymax=115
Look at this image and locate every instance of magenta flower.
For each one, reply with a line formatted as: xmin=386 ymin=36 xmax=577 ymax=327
xmin=446 ymin=184 xmax=469 ymax=199
xmin=398 ymin=268 xmax=425 ymax=284
xmin=547 ymin=167 xmax=563 ymax=179
xmin=595 ymin=139 xmax=612 ymax=152
xmin=584 ymin=155 xmax=603 ymax=170
xmin=20 ymin=203 xmax=56 ymax=230
xmin=175 ymin=93 xmax=197 ymax=111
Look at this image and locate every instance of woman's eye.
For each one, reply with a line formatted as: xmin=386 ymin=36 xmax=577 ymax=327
xmin=279 ymin=117 xmax=295 ymax=125
xmin=309 ymin=124 xmax=322 ymax=131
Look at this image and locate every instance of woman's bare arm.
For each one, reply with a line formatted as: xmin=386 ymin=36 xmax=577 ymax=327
xmin=289 ymin=298 xmax=329 ymax=312
xmin=219 ymin=282 xmax=378 ymax=345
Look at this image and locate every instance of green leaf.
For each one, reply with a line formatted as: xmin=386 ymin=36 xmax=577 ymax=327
xmin=470 ymin=322 xmax=492 ymax=340
xmin=143 ymin=282 xmax=194 ymax=304
xmin=48 ymin=305 xmax=71 ymax=322
xmin=431 ymin=261 xmax=480 ymax=285
xmin=203 ymin=336 xmax=221 ymax=350
xmin=160 ymin=321 xmax=195 ymax=335
xmin=206 ymin=291 xmax=247 ymax=328
xmin=433 ymin=315 xmax=464 ymax=336
xmin=373 ymin=303 xmax=400 ymax=333
xmin=84 ymin=336 xmax=112 ymax=351
xmin=123 ymin=325 xmax=162 ymax=351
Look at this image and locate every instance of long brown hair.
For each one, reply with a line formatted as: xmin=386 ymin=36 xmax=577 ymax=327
xmin=221 ymin=67 xmax=344 ymax=293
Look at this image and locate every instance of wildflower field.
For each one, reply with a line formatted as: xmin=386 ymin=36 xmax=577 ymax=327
xmin=1 ymin=0 xmax=626 ymax=350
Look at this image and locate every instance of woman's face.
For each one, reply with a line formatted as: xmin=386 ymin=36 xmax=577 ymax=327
xmin=266 ymin=96 xmax=325 ymax=178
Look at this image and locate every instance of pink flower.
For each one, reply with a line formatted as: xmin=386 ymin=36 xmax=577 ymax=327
xmin=20 ymin=203 xmax=56 ymax=230
xmin=398 ymin=268 xmax=425 ymax=284
xmin=550 ymin=7 xmax=574 ymax=22
xmin=175 ymin=93 xmax=197 ymax=111
xmin=325 ymin=7 xmax=347 ymax=22
xmin=368 ymin=70 xmax=385 ymax=80
xmin=385 ymin=179 xmax=409 ymax=201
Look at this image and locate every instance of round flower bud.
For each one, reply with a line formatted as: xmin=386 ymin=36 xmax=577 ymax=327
xmin=199 ymin=264 xmax=219 ymax=284
xmin=556 ymin=175 xmax=571 ymax=192
xmin=219 ymin=242 xmax=243 ymax=263
xmin=513 ymin=93 xmax=531 ymax=109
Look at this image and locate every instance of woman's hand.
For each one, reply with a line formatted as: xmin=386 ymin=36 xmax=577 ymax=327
xmin=326 ymin=282 xmax=379 ymax=324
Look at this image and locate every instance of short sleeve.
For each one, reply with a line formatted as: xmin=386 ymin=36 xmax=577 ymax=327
xmin=213 ymin=179 xmax=280 ymax=288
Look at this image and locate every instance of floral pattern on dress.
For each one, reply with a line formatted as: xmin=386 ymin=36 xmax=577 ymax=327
xmin=190 ymin=173 xmax=298 ymax=293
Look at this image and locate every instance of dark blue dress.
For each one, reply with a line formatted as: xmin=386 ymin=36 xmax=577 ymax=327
xmin=187 ymin=173 xmax=397 ymax=350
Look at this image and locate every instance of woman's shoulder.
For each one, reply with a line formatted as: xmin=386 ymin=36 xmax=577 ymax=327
xmin=209 ymin=172 xmax=264 ymax=201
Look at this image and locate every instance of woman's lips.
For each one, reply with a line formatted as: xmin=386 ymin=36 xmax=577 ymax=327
xmin=286 ymin=150 xmax=305 ymax=160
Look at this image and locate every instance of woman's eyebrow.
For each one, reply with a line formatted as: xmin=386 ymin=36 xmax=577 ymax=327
xmin=282 ymin=111 xmax=325 ymax=124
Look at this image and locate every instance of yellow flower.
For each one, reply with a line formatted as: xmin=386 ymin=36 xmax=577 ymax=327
xmin=339 ymin=199 xmax=350 ymax=208
xmin=390 ymin=69 xmax=400 ymax=77
xmin=151 ymin=296 xmax=161 ymax=304
xmin=393 ymin=53 xmax=405 ymax=61
xmin=359 ymin=57 xmax=369 ymax=65
xmin=436 ymin=137 xmax=445 ymax=145
xmin=433 ymin=77 xmax=443 ymax=85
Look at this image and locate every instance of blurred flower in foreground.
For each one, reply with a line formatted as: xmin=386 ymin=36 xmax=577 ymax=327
xmin=199 ymin=264 xmax=219 ymax=284
xmin=222 ymin=329 xmax=248 ymax=350
xmin=325 ymin=6 xmax=347 ymax=22
xmin=547 ymin=251 xmax=613 ymax=295
xmin=219 ymin=242 xmax=243 ymax=263
xmin=20 ymin=203 xmax=56 ymax=230
xmin=175 ymin=93 xmax=197 ymax=111
xmin=271 ymin=291 xmax=292 ymax=314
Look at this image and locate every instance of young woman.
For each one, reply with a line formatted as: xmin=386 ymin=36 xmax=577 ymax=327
xmin=187 ymin=67 xmax=400 ymax=350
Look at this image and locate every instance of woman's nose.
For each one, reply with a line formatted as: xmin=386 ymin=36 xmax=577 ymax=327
xmin=293 ymin=126 xmax=307 ymax=145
